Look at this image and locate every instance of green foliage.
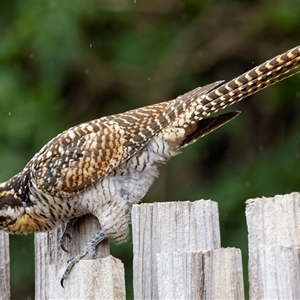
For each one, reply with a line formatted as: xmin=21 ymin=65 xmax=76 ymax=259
xmin=0 ymin=2 xmax=300 ymax=299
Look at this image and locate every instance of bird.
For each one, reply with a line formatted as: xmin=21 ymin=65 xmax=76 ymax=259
xmin=0 ymin=45 xmax=300 ymax=286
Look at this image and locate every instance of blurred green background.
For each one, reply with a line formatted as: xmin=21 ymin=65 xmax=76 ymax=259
xmin=1 ymin=1 xmax=300 ymax=299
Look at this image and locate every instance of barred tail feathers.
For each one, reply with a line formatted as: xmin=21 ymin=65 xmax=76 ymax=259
xmin=194 ymin=45 xmax=300 ymax=119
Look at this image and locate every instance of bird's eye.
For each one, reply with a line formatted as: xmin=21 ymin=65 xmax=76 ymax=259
xmin=0 ymin=215 xmax=12 ymax=227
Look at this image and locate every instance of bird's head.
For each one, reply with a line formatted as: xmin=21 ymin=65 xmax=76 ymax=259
xmin=0 ymin=182 xmax=24 ymax=232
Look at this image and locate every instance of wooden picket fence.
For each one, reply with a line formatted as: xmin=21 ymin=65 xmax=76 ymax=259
xmin=1 ymin=192 xmax=300 ymax=299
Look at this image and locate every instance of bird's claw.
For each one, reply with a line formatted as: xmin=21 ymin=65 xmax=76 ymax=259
xmin=60 ymin=229 xmax=106 ymax=287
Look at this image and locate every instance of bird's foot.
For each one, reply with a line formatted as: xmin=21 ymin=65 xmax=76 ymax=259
xmin=60 ymin=229 xmax=106 ymax=287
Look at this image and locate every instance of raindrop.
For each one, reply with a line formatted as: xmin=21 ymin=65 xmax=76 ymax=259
xmin=148 ymin=77 xmax=150 ymax=81
xmin=85 ymin=68 xmax=90 ymax=75
xmin=8 ymin=112 xmax=11 ymax=116
xmin=90 ymin=43 xmax=93 ymax=48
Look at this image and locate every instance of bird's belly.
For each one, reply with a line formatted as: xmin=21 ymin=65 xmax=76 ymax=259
xmin=78 ymin=136 xmax=180 ymax=242
xmin=79 ymin=157 xmax=161 ymax=242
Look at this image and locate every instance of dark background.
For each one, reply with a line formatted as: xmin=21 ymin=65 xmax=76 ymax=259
xmin=1 ymin=1 xmax=300 ymax=299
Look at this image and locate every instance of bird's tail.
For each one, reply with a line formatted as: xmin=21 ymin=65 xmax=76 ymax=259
xmin=163 ymin=45 xmax=300 ymax=147
xmin=192 ymin=45 xmax=300 ymax=121
xmin=179 ymin=111 xmax=240 ymax=148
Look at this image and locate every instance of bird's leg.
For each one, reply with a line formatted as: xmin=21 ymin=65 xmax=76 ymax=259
xmin=60 ymin=218 xmax=78 ymax=252
xmin=60 ymin=229 xmax=106 ymax=287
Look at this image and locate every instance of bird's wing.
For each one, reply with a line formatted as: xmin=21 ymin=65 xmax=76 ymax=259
xmin=28 ymin=83 xmax=220 ymax=197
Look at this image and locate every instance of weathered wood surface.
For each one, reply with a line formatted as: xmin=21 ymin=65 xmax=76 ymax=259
xmin=131 ymin=200 xmax=221 ymax=300
xmin=157 ymin=248 xmax=244 ymax=300
xmin=35 ymin=214 xmax=125 ymax=300
xmin=0 ymin=232 xmax=10 ymax=300
xmin=246 ymin=192 xmax=300 ymax=299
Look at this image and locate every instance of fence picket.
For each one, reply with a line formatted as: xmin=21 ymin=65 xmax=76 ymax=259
xmin=246 ymin=192 xmax=300 ymax=299
xmin=0 ymin=232 xmax=10 ymax=300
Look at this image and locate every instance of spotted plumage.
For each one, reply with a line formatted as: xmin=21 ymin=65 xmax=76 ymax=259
xmin=0 ymin=45 xmax=300 ymax=285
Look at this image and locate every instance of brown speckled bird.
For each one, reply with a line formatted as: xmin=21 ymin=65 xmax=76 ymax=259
xmin=0 ymin=45 xmax=300 ymax=286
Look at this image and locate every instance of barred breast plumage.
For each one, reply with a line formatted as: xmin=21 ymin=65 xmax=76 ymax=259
xmin=0 ymin=45 xmax=299 ymax=285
